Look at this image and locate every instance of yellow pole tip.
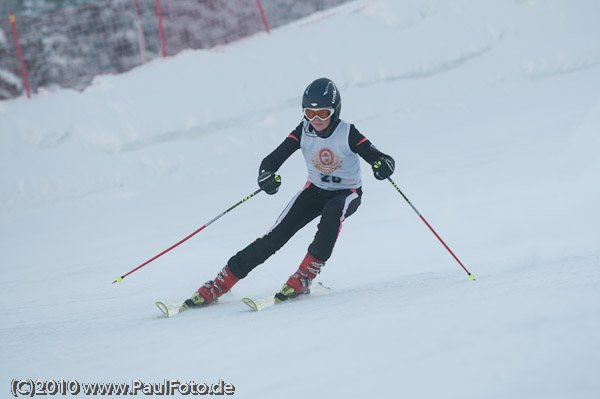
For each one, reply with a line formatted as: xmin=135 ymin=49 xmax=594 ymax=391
xmin=469 ymin=274 xmax=475 ymax=281
xmin=115 ymin=276 xmax=123 ymax=283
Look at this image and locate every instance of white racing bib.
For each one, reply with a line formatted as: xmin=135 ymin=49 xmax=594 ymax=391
xmin=300 ymin=120 xmax=362 ymax=190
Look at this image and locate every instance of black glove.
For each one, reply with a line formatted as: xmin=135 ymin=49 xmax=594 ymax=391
xmin=258 ymin=170 xmax=281 ymax=195
xmin=372 ymin=155 xmax=395 ymax=180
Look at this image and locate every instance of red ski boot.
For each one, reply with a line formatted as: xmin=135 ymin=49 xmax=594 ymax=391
xmin=185 ymin=265 xmax=240 ymax=308
xmin=275 ymin=252 xmax=324 ymax=303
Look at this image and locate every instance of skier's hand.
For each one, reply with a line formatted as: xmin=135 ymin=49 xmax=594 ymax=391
xmin=258 ymin=170 xmax=281 ymax=194
xmin=372 ymin=155 xmax=395 ymax=180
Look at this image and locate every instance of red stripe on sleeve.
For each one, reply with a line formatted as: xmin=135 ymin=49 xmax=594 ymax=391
xmin=356 ymin=137 xmax=368 ymax=146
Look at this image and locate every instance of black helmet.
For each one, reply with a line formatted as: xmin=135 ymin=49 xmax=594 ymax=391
xmin=302 ymin=78 xmax=341 ymax=124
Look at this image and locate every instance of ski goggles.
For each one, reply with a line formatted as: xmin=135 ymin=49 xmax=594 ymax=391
xmin=304 ymin=107 xmax=334 ymax=121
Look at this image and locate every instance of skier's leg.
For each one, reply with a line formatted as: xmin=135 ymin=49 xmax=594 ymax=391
xmin=277 ymin=189 xmax=361 ymax=300
xmin=190 ymin=184 xmax=321 ymax=304
xmin=227 ymin=184 xmax=321 ymax=278
xmin=308 ymin=188 xmax=361 ymax=261
xmin=275 ymin=252 xmax=325 ymax=301
xmin=186 ymin=265 xmax=239 ymax=307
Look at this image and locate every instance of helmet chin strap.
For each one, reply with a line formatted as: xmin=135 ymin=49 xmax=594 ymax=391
xmin=313 ymin=118 xmax=340 ymax=138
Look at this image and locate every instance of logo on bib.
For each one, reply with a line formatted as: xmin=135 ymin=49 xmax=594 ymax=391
xmin=312 ymin=148 xmax=342 ymax=174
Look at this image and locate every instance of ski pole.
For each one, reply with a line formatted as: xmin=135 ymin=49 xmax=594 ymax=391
xmin=387 ymin=177 xmax=475 ymax=280
xmin=113 ymin=188 xmax=263 ymax=284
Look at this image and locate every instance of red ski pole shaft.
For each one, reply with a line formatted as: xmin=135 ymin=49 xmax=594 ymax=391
xmin=387 ymin=177 xmax=474 ymax=280
xmin=113 ymin=188 xmax=263 ymax=284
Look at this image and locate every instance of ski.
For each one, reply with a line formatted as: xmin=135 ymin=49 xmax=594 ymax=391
xmin=155 ymin=300 xmax=189 ymax=318
xmin=241 ymin=296 xmax=276 ymax=311
xmin=242 ymin=282 xmax=331 ymax=312
xmin=156 ymin=283 xmax=331 ymax=316
xmin=155 ymin=292 xmax=231 ymax=318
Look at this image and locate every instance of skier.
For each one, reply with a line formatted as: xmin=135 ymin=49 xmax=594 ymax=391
xmin=185 ymin=77 xmax=395 ymax=307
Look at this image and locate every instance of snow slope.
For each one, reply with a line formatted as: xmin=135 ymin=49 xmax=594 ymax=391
xmin=1 ymin=0 xmax=599 ymax=398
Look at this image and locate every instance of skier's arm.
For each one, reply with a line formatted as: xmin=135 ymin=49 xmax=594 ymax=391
xmin=257 ymin=122 xmax=302 ymax=194
xmin=349 ymin=124 xmax=395 ymax=179
xmin=259 ymin=122 xmax=302 ymax=173
xmin=348 ymin=124 xmax=390 ymax=163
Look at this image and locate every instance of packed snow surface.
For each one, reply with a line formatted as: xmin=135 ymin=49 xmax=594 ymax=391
xmin=1 ymin=0 xmax=599 ymax=398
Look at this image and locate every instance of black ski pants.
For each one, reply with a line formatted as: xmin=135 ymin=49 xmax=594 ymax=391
xmin=227 ymin=183 xmax=362 ymax=279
